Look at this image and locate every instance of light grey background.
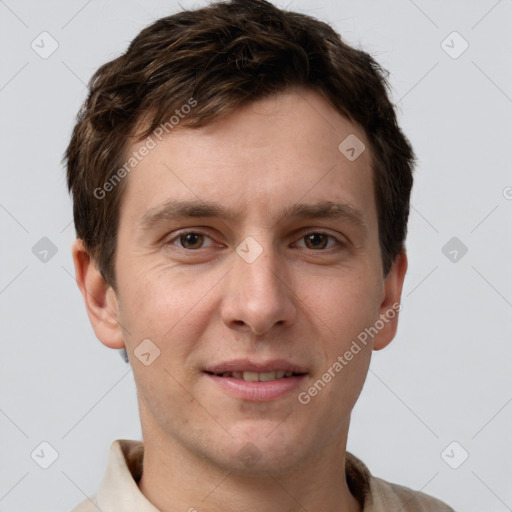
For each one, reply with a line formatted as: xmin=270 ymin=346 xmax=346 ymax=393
xmin=1 ymin=0 xmax=511 ymax=511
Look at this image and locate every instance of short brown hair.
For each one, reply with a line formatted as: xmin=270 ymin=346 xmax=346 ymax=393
xmin=65 ymin=0 xmax=415 ymax=291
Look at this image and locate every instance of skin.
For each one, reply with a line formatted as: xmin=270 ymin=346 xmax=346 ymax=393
xmin=73 ymin=88 xmax=407 ymax=512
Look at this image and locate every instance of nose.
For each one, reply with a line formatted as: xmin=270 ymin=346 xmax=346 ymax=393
xmin=220 ymin=238 xmax=297 ymax=336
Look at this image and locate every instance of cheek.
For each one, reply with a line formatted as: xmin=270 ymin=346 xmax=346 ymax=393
xmin=116 ymin=250 xmax=238 ymax=412
xmin=134 ymin=360 xmax=200 ymax=439
xmin=302 ymin=271 xmax=382 ymax=345
xmin=123 ymin=273 xmax=209 ymax=422
xmin=117 ymin=264 xmax=222 ymax=367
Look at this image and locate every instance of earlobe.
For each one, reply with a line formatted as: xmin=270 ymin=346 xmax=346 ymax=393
xmin=71 ymin=239 xmax=125 ymax=349
xmin=373 ymin=249 xmax=408 ymax=351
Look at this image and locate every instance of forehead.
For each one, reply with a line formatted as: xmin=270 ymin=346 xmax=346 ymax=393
xmin=118 ymin=89 xmax=377 ymax=233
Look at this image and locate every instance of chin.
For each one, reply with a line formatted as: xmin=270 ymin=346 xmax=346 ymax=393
xmin=215 ymin=425 xmax=308 ymax=474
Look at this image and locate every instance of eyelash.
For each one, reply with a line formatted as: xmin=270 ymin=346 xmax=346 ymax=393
xmin=166 ymin=230 xmax=345 ymax=251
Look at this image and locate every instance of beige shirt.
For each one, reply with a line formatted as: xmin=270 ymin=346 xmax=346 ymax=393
xmin=72 ymin=440 xmax=455 ymax=512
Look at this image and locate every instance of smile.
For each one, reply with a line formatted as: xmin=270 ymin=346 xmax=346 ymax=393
xmin=204 ymin=371 xmax=307 ymax=401
xmin=205 ymin=370 xmax=304 ymax=381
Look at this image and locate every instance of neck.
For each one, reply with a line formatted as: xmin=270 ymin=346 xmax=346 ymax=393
xmin=137 ymin=423 xmax=362 ymax=512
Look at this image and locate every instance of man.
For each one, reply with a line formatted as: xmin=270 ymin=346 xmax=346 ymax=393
xmin=66 ymin=0 xmax=455 ymax=510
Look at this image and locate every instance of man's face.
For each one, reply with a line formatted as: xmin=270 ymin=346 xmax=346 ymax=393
xmin=108 ymin=89 xmax=404 ymax=473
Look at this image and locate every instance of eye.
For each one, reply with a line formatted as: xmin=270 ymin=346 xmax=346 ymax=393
xmin=295 ymin=232 xmax=342 ymax=250
xmin=169 ymin=231 xmax=215 ymax=250
xmin=166 ymin=230 xmax=344 ymax=252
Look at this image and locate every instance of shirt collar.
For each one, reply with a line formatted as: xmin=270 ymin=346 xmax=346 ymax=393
xmin=96 ymin=440 xmax=159 ymax=511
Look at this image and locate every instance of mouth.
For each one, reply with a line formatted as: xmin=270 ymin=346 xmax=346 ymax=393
xmin=203 ymin=360 xmax=308 ymax=401
xmin=204 ymin=370 xmax=306 ymax=381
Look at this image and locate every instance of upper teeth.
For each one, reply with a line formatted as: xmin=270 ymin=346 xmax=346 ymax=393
xmin=218 ymin=371 xmax=295 ymax=381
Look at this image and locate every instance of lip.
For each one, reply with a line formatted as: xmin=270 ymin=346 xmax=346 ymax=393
xmin=204 ymin=359 xmax=308 ymax=374
xmin=205 ymin=373 xmax=307 ymax=401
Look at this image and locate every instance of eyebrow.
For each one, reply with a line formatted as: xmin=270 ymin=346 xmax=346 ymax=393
xmin=137 ymin=199 xmax=368 ymax=234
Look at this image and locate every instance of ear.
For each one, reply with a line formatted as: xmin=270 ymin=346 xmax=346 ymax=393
xmin=373 ymin=249 xmax=408 ymax=351
xmin=71 ymin=239 xmax=125 ymax=349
